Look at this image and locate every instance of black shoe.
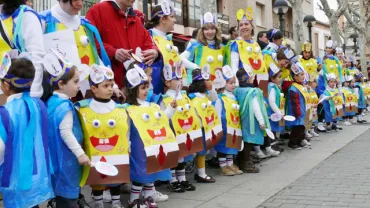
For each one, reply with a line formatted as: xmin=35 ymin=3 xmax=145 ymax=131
xmin=362 ymin=120 xmax=367 ymax=123
xmin=317 ymin=127 xmax=327 ymax=132
xmin=77 ymin=194 xmax=91 ymax=208
xmin=288 ymin=143 xmax=302 ymax=150
xmin=206 ymin=157 xmax=219 ymax=168
xmin=194 ymin=174 xmax=216 ymax=183
xmin=272 ymin=145 xmax=284 ymax=153
xmin=47 ymin=199 xmax=56 ymax=208
xmin=277 ymin=139 xmax=285 ymax=145
xmin=181 ymin=180 xmax=196 ymax=191
xmin=250 ymin=154 xmax=261 ymax=163
xmin=357 ymin=120 xmax=364 ymax=123
xmin=167 ymin=181 xmax=185 ymax=193
xmin=331 ymin=124 xmax=338 ymax=131
xmin=280 ymin=133 xmax=290 ymax=139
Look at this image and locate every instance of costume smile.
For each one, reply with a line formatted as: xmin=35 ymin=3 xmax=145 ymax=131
xmin=205 ymin=113 xmax=215 ymax=126
xmin=178 ymin=116 xmax=194 ymax=130
xmin=248 ymin=57 xmax=261 ymax=70
xmin=230 ymin=113 xmax=240 ymax=125
xmin=147 ymin=127 xmax=167 ymax=141
xmin=90 ymin=135 xmax=119 ymax=152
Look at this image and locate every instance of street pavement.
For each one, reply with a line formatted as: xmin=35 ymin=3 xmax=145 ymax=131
xmin=2 ymin=115 xmax=370 ymax=208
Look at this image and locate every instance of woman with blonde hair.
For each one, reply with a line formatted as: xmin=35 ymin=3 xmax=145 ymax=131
xmin=180 ymin=12 xmax=225 ymax=85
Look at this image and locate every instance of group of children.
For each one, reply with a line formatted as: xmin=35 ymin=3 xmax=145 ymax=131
xmin=1 ymin=2 xmax=370 ymax=208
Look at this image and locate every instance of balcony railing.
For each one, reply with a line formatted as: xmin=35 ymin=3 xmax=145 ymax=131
xmin=81 ymin=0 xmax=98 ymax=16
xmin=217 ymin=13 xmax=229 ymax=35
xmin=284 ymin=30 xmax=293 ymax=39
xmin=32 ymin=0 xmax=52 ymax=12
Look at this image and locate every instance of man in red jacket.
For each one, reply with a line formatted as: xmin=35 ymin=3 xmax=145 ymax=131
xmin=86 ymin=0 xmax=159 ymax=89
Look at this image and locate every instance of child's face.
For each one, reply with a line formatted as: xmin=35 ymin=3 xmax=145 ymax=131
xmin=318 ymin=64 xmax=322 ymax=70
xmin=350 ymin=79 xmax=355 ymax=87
xmin=91 ymin=80 xmax=114 ymax=100
xmin=277 ymin=59 xmax=289 ymax=68
xmin=272 ymin=73 xmax=282 ymax=85
xmin=309 ymin=81 xmax=317 ymax=89
xmin=166 ymin=79 xmax=181 ymax=91
xmin=0 ymin=81 xmax=10 ymax=96
xmin=58 ymin=71 xmax=80 ymax=98
xmin=294 ymin=72 xmax=305 ymax=83
xmin=343 ymin=81 xmax=349 ymax=87
xmin=137 ymin=83 xmax=149 ymax=100
xmin=361 ymin=77 xmax=365 ymax=82
xmin=146 ymin=67 xmax=153 ymax=84
xmin=225 ymin=77 xmax=236 ymax=92
xmin=328 ymin=80 xmax=336 ymax=88
xmin=325 ymin=47 xmax=333 ymax=55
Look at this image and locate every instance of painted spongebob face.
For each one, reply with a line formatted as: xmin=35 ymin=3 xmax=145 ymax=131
xmin=82 ymin=109 xmax=129 ymax=155
xmin=333 ymin=95 xmax=343 ymax=106
xmin=201 ymin=100 xmax=218 ymax=131
xmin=227 ymin=103 xmax=240 ymax=128
xmin=325 ymin=59 xmax=339 ymax=77
xmin=237 ymin=40 xmax=266 ymax=75
xmin=245 ymin=44 xmax=262 ymax=70
xmin=174 ymin=103 xmax=198 ymax=134
xmin=153 ymin=36 xmax=180 ymax=68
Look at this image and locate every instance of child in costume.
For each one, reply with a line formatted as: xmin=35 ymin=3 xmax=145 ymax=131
xmin=124 ymin=63 xmax=179 ymax=208
xmin=229 ymin=7 xmax=267 ymax=95
xmin=342 ymin=75 xmax=357 ymax=125
xmin=266 ymin=63 xmax=284 ymax=154
xmin=160 ymin=61 xmax=200 ymax=192
xmin=300 ymin=41 xmax=318 ymax=80
xmin=214 ymin=66 xmax=244 ymax=176
xmin=234 ymin=67 xmax=270 ymax=173
xmin=181 ymin=12 xmax=225 ymax=86
xmin=188 ymin=67 xmax=223 ymax=182
xmin=45 ymin=50 xmax=91 ymax=207
xmin=77 ymin=64 xmax=130 ymax=208
xmin=286 ymin=61 xmax=311 ymax=149
xmin=307 ymin=77 xmax=320 ymax=137
xmin=0 ymin=53 xmax=54 ymax=207
xmin=354 ymin=73 xmax=367 ymax=123
xmin=319 ymin=73 xmax=344 ymax=132
xmin=346 ymin=56 xmax=358 ymax=77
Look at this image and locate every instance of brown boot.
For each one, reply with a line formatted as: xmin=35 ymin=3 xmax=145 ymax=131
xmin=219 ymin=166 xmax=235 ymax=176
xmin=243 ymin=161 xmax=260 ymax=173
xmin=229 ymin=164 xmax=243 ymax=175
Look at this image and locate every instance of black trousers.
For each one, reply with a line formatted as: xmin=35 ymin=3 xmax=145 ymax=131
xmin=55 ymin=196 xmax=78 ymax=208
xmin=289 ymin=125 xmax=305 ymax=145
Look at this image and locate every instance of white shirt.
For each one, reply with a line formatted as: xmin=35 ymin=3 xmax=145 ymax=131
xmin=0 ymin=5 xmax=45 ymax=98
xmin=268 ymin=83 xmax=281 ymax=114
xmin=48 ymin=4 xmax=81 ymax=30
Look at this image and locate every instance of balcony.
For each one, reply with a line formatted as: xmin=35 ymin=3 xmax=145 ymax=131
xmin=217 ymin=13 xmax=230 ymax=35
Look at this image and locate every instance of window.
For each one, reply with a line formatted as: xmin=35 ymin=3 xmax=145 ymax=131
xmin=174 ymin=0 xmax=183 ymax=24
xmin=188 ymin=0 xmax=201 ymax=28
xmin=314 ymin=33 xmax=319 ymax=56
xmin=255 ymin=3 xmax=265 ymax=26
xmin=217 ymin=0 xmax=223 ymax=13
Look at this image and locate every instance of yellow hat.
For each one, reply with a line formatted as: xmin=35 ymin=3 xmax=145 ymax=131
xmin=301 ymin=41 xmax=312 ymax=52
xmin=236 ymin=7 xmax=253 ymax=21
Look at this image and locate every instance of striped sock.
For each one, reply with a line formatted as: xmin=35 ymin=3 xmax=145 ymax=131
xmin=218 ymin=157 xmax=227 ymax=167
xmin=112 ymin=194 xmax=120 ymax=205
xmin=93 ymin=193 xmax=103 ymax=207
xmin=170 ymin=169 xmax=177 ymax=183
xmin=143 ymin=183 xmax=154 ymax=199
xmin=226 ymin=155 xmax=234 ymax=166
xmin=176 ymin=169 xmax=186 ymax=182
xmin=130 ymin=184 xmax=143 ymax=202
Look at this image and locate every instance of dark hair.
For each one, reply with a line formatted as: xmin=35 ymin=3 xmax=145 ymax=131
xmin=267 ymin=29 xmax=283 ymax=42
xmin=58 ymin=0 xmax=72 ymax=4
xmin=123 ymin=75 xmax=149 ymax=105
xmin=188 ymin=69 xmax=207 ymax=94
xmin=2 ymin=0 xmax=23 ymax=15
xmin=257 ymin=31 xmax=267 ymax=39
xmin=192 ymin=29 xmax=199 ymax=39
xmin=236 ymin=68 xmax=249 ymax=87
xmin=2 ymin=58 xmax=35 ymax=93
xmin=300 ymin=50 xmax=314 ymax=59
xmin=229 ymin=26 xmax=237 ymax=35
xmin=50 ymin=66 xmax=77 ymax=91
xmin=145 ymin=5 xmax=162 ymax=29
xmin=269 ymin=70 xmax=282 ymax=82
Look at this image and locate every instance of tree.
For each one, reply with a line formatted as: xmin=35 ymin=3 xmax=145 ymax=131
xmin=287 ymin=0 xmax=305 ymax=53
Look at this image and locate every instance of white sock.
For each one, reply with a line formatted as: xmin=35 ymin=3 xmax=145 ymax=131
xmin=358 ymin=115 xmax=362 ymax=120
xmin=226 ymin=155 xmax=234 ymax=166
xmin=254 ymin=145 xmax=261 ymax=152
xmin=318 ymin=122 xmax=324 ymax=128
xmin=93 ymin=194 xmax=103 ymax=207
xmin=112 ymin=194 xmax=120 ymax=205
xmin=197 ymin=167 xmax=207 ymax=178
xmin=143 ymin=183 xmax=154 ymax=199
xmin=218 ymin=157 xmax=227 ymax=167
xmin=266 ymin=146 xmax=273 ymax=152
xmin=130 ymin=184 xmax=143 ymax=202
xmin=176 ymin=169 xmax=186 ymax=182
xmin=170 ymin=169 xmax=177 ymax=183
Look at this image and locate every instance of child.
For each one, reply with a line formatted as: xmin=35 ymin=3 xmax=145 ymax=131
xmin=320 ymin=73 xmax=344 ymax=131
xmin=45 ymin=51 xmax=91 ymax=207
xmin=188 ymin=66 xmax=223 ymax=182
xmin=214 ymin=66 xmax=244 ymax=176
xmin=0 ymin=54 xmax=54 ymax=207
xmin=234 ymin=67 xmax=270 ymax=173
xmin=160 ymin=62 xmax=200 ymax=192
xmin=342 ymin=75 xmax=357 ymax=125
xmin=307 ymin=77 xmax=320 ymax=137
xmin=125 ymin=64 xmax=179 ymax=207
xmin=266 ymin=63 xmax=284 ymax=155
xmin=286 ymin=61 xmax=310 ymax=149
xmin=354 ymin=73 xmax=367 ymax=123
xmin=77 ymin=64 xmax=130 ymax=208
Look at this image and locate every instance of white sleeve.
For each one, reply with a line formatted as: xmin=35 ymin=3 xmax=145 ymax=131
xmin=22 ymin=12 xmax=45 ymax=98
xmin=180 ymin=51 xmax=199 ymax=70
xmin=231 ymin=51 xmax=240 ymax=76
xmin=164 ymin=103 xmax=176 ymax=119
xmin=207 ymin=89 xmax=218 ymax=101
xmin=268 ymin=88 xmax=280 ymax=114
xmin=354 ymin=88 xmax=359 ymax=98
xmin=253 ymin=97 xmax=265 ymax=125
xmin=214 ymin=98 xmax=222 ymax=122
xmin=59 ymin=111 xmax=85 ymax=158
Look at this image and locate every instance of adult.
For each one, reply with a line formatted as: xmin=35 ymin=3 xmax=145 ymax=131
xmin=229 ymin=8 xmax=267 ymax=95
xmin=86 ymin=0 xmax=159 ymax=89
xmin=0 ymin=0 xmax=45 ymax=101
xmin=228 ymin=26 xmax=238 ymax=40
xmin=257 ymin=30 xmax=268 ymax=50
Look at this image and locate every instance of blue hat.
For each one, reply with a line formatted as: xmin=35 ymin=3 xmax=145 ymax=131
xmin=316 ymin=56 xmax=323 ymax=65
xmin=151 ymin=0 xmax=175 ymax=19
xmin=268 ymin=63 xmax=281 ymax=78
xmin=0 ymin=51 xmax=32 ymax=90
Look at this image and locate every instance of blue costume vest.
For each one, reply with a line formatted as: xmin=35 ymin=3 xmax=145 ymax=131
xmin=267 ymin=83 xmax=284 ymax=132
xmin=286 ymin=84 xmax=307 ymax=127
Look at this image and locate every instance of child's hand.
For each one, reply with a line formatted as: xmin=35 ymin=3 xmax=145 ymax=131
xmin=78 ymin=154 xmax=91 ymax=166
xmin=170 ymin=100 xmax=178 ymax=108
xmin=205 ymin=81 xmax=212 ymax=90
xmin=312 ymin=104 xmax=318 ymax=108
xmin=260 ymin=124 xmax=265 ymax=130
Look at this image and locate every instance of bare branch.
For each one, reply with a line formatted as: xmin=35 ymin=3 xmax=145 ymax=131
xmin=319 ymin=0 xmax=333 ymax=17
xmin=287 ymin=0 xmax=294 ymax=5
xmin=317 ymin=2 xmax=324 ymax=11
xmin=335 ymin=0 xmax=349 ymax=17
xmin=347 ymin=4 xmax=361 ymax=18
xmin=343 ymin=10 xmax=364 ymax=33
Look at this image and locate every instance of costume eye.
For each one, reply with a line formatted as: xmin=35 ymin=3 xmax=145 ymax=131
xmin=208 ymin=101 xmax=212 ymax=106
xmin=166 ymin=44 xmax=172 ymax=52
xmin=173 ymin=46 xmax=179 ymax=53
xmin=254 ymin=47 xmax=260 ymax=53
xmin=92 ymin=119 xmax=101 ymax=128
xmin=330 ymin=65 xmax=334 ymax=69
xmin=177 ymin=106 xmax=184 ymax=113
xmin=201 ymin=103 xmax=207 ymax=109
xmin=246 ymin=46 xmax=252 ymax=53
xmin=236 ymin=105 xmax=240 ymax=110
xmin=185 ymin=104 xmax=191 ymax=111
xmin=232 ymin=103 xmax=238 ymax=110
xmin=142 ymin=114 xmax=150 ymax=121
xmin=154 ymin=112 xmax=162 ymax=120
xmin=108 ymin=119 xmax=116 ymax=128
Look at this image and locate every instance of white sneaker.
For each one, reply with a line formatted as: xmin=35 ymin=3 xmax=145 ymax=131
xmin=111 ymin=201 xmax=124 ymax=208
xmin=103 ymin=190 xmax=112 ymax=203
xmin=343 ymin=121 xmax=352 ymax=126
xmin=265 ymin=149 xmax=280 ymax=157
xmin=302 ymin=139 xmax=311 ymax=147
xmin=310 ymin=129 xmax=319 ymax=137
xmin=94 ymin=203 xmax=104 ymax=208
xmin=152 ymin=189 xmax=169 ymax=202
xmin=256 ymin=151 xmax=267 ymax=159
xmin=305 ymin=132 xmax=313 ymax=138
xmin=349 ymin=119 xmax=355 ymax=124
xmin=300 ymin=140 xmax=309 ymax=148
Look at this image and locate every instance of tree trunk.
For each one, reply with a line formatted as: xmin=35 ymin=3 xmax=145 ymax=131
xmin=329 ymin=17 xmax=342 ymax=44
xmin=292 ymin=0 xmax=304 ymax=53
xmin=359 ymin=0 xmax=367 ymax=74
